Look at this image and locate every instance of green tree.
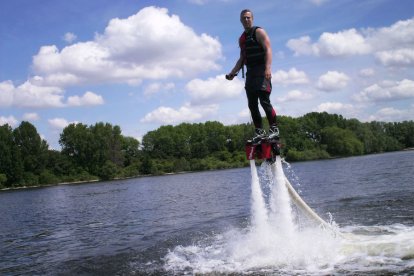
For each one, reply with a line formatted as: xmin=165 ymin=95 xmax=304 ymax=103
xmin=189 ymin=123 xmax=209 ymax=159
xmin=299 ymin=112 xmax=346 ymax=143
xmin=140 ymin=155 xmax=154 ymax=175
xmin=39 ymin=170 xmax=59 ymax=185
xmin=206 ymin=121 xmax=227 ymax=152
xmin=385 ymin=121 xmax=414 ymax=148
xmin=141 ymin=125 xmax=175 ymax=159
xmin=98 ymin=160 xmax=119 ymax=180
xmin=0 ymin=124 xmax=23 ymax=186
xmin=0 ymin=173 xmax=7 ymax=188
xmin=121 ymin=136 xmax=140 ymax=166
xmin=279 ymin=115 xmax=311 ymax=151
xmin=45 ymin=150 xmax=75 ymax=178
xmin=402 ymin=121 xmax=414 ymax=147
xmin=60 ymin=122 xmax=124 ymax=176
xmin=13 ymin=121 xmax=48 ymax=175
xmin=345 ymin=119 xmax=373 ymax=154
xmin=90 ymin=122 xmax=124 ymax=170
xmin=60 ymin=123 xmax=93 ymax=170
xmin=225 ymin=123 xmax=253 ymax=152
xmin=368 ymin=121 xmax=389 ymax=152
xmin=321 ymin=126 xmax=364 ymax=156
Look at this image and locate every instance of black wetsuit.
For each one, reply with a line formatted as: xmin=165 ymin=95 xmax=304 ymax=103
xmin=239 ymin=26 xmax=277 ymax=129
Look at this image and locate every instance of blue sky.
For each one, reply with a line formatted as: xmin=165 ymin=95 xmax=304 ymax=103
xmin=1 ymin=0 xmax=413 ymax=149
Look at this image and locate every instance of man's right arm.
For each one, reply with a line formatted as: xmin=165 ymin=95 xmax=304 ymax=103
xmin=226 ymin=52 xmax=244 ymax=80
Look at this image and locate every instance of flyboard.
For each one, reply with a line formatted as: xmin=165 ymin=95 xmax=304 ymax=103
xmin=245 ymin=136 xmax=338 ymax=233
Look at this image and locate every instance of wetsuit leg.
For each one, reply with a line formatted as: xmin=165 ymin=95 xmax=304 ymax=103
xmin=245 ymin=87 xmax=263 ymax=129
xmin=258 ymin=91 xmax=277 ymax=126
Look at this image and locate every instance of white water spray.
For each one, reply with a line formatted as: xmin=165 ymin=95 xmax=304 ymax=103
xmin=269 ymin=156 xmax=296 ymax=236
xmin=165 ymin=157 xmax=342 ymax=273
xmin=249 ymin=160 xmax=268 ymax=230
xmin=164 ymin=156 xmax=414 ymax=274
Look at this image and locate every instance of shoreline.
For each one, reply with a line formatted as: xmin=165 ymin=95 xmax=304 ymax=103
xmin=1 ymin=149 xmax=413 ymax=192
xmin=0 ymin=179 xmax=100 ymax=192
xmin=0 ymin=171 xmax=198 ymax=192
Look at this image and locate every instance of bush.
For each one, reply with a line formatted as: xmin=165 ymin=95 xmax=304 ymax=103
xmin=121 ymin=162 xmax=141 ymax=178
xmin=39 ymin=170 xmax=59 ymax=185
xmin=173 ymin=158 xmax=191 ymax=172
xmin=77 ymin=170 xmax=97 ymax=182
xmin=0 ymin=173 xmax=7 ymax=189
xmin=98 ymin=160 xmax=119 ymax=180
xmin=321 ymin=127 xmax=364 ymax=156
xmin=22 ymin=172 xmax=39 ymax=186
xmin=0 ymin=173 xmax=7 ymax=183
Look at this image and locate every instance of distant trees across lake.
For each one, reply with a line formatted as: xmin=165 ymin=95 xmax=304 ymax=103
xmin=1 ymin=112 xmax=413 ymax=188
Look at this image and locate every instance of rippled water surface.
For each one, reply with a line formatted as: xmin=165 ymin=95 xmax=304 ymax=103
xmin=1 ymin=151 xmax=413 ymax=275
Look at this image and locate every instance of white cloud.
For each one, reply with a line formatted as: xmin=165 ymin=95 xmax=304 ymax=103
xmin=144 ymin=82 xmax=175 ymax=97
xmin=0 ymin=80 xmax=14 ymax=106
xmin=140 ymin=103 xmax=218 ymax=125
xmin=277 ymin=90 xmax=313 ymax=103
xmin=66 ymin=91 xmax=104 ymax=106
xmin=63 ymin=32 xmax=77 ymax=43
xmin=375 ymin=48 xmax=414 ymax=67
xmin=314 ymin=101 xmax=355 ymax=115
xmin=367 ymin=106 xmax=414 ymax=122
xmin=0 ymin=80 xmax=65 ymax=108
xmin=33 ymin=43 xmax=112 ymax=86
xmin=287 ymin=29 xmax=371 ymax=57
xmin=48 ymin=118 xmax=78 ymax=130
xmin=286 ymin=36 xmax=315 ymax=56
xmin=316 ymin=71 xmax=350 ymax=92
xmin=354 ymin=79 xmax=414 ymax=102
xmin=318 ymin=29 xmax=371 ymax=56
xmin=365 ymin=18 xmax=414 ymax=51
xmin=0 ymin=115 xmax=18 ymax=127
xmin=359 ymin=68 xmax=375 ymax=77
xmin=32 ymin=6 xmax=222 ymax=88
xmin=286 ymin=18 xmax=414 ymax=68
xmin=186 ymin=75 xmax=243 ymax=105
xmin=238 ymin=107 xmax=250 ymax=119
xmin=0 ymin=79 xmax=104 ymax=108
xmin=272 ymin=68 xmax=309 ymax=86
xmin=23 ymin=113 xmax=40 ymax=121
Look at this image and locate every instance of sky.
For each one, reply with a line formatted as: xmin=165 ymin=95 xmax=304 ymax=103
xmin=1 ymin=0 xmax=414 ymax=149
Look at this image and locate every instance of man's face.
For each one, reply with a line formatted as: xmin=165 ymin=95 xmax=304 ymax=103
xmin=240 ymin=12 xmax=253 ymax=30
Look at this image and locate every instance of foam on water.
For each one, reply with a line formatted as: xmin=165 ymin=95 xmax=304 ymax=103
xmin=338 ymin=224 xmax=414 ymax=272
xmin=164 ymin=157 xmax=414 ymax=274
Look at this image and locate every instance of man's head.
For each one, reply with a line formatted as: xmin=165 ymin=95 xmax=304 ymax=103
xmin=240 ymin=9 xmax=253 ymax=30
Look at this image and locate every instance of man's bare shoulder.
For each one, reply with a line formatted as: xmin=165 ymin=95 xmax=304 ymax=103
xmin=255 ymin=27 xmax=268 ymax=36
xmin=255 ymin=27 xmax=270 ymax=43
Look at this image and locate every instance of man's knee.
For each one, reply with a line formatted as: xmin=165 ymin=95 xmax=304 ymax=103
xmin=259 ymin=97 xmax=271 ymax=109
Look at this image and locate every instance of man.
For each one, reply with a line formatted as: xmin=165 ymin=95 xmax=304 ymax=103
xmin=226 ymin=9 xmax=279 ymax=142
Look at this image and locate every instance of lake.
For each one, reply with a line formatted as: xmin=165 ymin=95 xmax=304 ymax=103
xmin=1 ymin=150 xmax=413 ymax=275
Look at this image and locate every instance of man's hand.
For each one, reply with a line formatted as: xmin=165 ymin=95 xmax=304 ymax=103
xmin=225 ymin=73 xmax=237 ymax=80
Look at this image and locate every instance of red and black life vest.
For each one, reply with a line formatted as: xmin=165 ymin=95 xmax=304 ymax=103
xmin=239 ymin=26 xmax=265 ymax=67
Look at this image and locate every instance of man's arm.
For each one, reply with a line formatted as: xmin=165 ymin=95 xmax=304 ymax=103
xmin=226 ymin=50 xmax=244 ymax=80
xmin=255 ymin=28 xmax=272 ymax=80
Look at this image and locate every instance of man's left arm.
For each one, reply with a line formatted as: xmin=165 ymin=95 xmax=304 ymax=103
xmin=256 ymin=28 xmax=272 ymax=80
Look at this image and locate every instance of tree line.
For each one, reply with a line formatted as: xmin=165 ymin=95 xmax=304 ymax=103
xmin=1 ymin=112 xmax=413 ymax=189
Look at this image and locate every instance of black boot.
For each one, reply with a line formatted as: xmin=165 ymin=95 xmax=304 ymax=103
xmin=268 ymin=125 xmax=280 ymax=140
xmin=252 ymin=128 xmax=266 ymax=143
